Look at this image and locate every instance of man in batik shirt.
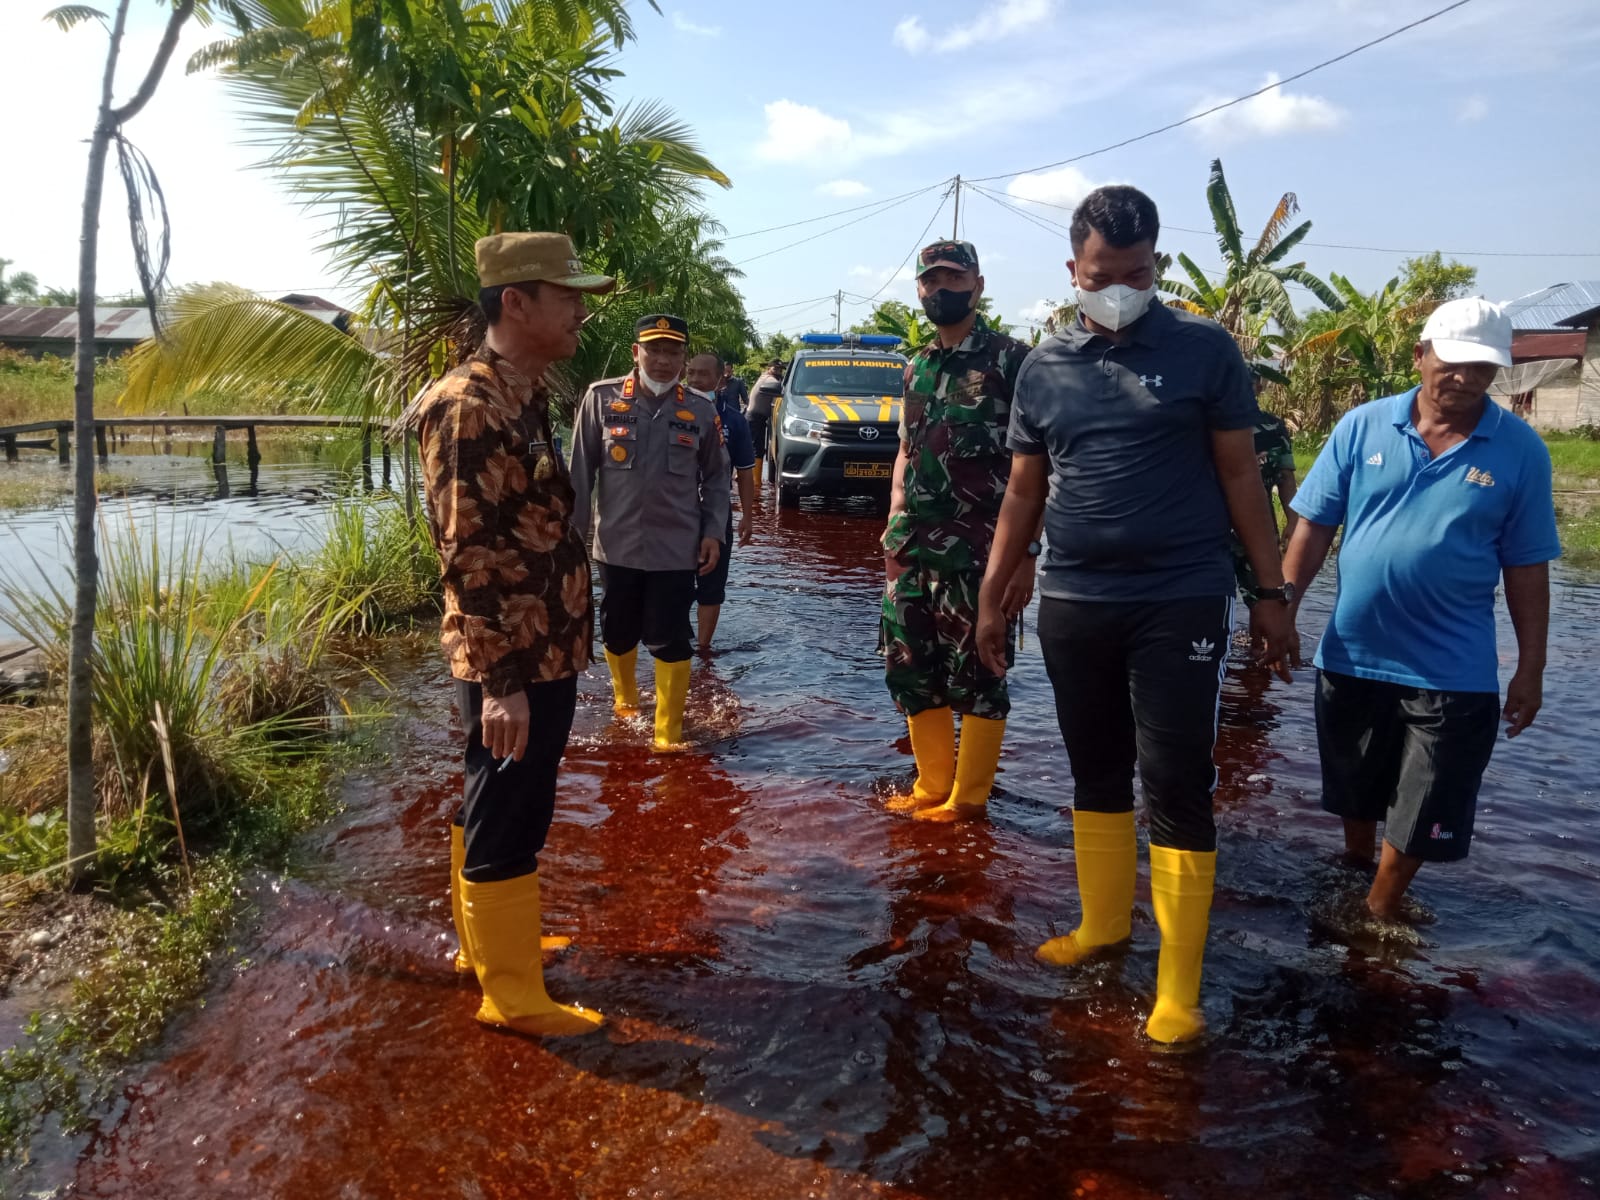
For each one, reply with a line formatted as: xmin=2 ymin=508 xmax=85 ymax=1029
xmin=414 ymin=232 xmax=613 ymax=1039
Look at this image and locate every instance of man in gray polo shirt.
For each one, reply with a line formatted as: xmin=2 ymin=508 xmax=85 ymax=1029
xmin=976 ymin=185 xmax=1293 ymax=1045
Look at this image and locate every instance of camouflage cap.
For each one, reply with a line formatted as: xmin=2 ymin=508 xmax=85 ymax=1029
xmin=917 ymin=239 xmax=980 ymax=278
xmin=475 ymin=232 xmax=615 ymax=293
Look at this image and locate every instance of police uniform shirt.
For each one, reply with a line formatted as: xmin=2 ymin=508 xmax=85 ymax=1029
xmin=570 ymin=374 xmax=732 ymax=572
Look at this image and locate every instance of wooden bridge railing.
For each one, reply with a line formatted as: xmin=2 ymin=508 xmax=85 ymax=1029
xmin=0 ymin=414 xmax=398 ymax=481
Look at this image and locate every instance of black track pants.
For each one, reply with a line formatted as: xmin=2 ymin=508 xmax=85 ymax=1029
xmin=453 ymin=674 xmax=577 ymax=883
xmin=1036 ymin=595 xmax=1234 ymax=852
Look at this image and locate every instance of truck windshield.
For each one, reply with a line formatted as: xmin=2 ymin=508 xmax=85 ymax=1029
xmin=790 ymin=358 xmax=905 ymax=396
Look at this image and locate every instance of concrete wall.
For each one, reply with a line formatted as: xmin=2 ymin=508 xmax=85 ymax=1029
xmin=1529 ymin=325 xmax=1600 ymax=430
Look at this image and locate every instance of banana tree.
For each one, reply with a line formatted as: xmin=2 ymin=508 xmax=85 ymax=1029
xmin=1159 ymin=159 xmax=1341 ymax=362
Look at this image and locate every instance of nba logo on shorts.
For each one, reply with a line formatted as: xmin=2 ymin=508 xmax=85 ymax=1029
xmin=1430 ymin=823 xmax=1453 ymax=840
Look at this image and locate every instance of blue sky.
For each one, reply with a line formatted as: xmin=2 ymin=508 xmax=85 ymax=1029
xmin=4 ymin=0 xmax=1598 ymax=338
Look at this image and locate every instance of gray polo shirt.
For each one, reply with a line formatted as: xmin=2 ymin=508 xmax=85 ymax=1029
xmin=1009 ymin=303 xmax=1258 ymax=602
xmin=570 ymin=374 xmax=731 ymax=572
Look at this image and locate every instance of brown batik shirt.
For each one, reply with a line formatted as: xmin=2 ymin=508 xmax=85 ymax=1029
xmin=415 ymin=345 xmax=593 ymax=696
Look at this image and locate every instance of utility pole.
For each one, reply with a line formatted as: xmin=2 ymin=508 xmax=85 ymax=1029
xmin=834 ymin=289 xmax=843 ymax=333
xmin=951 ymin=175 xmax=961 ymax=239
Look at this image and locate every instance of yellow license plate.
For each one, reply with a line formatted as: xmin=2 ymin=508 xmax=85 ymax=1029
xmin=844 ymin=462 xmax=892 ymax=479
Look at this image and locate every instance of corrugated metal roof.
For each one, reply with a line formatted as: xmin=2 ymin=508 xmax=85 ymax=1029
xmin=1503 ymin=282 xmax=1600 ymax=331
xmin=0 ymin=304 xmax=159 ymax=343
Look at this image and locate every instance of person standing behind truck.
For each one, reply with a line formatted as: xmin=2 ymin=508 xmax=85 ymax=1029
xmin=746 ymin=358 xmax=784 ymax=488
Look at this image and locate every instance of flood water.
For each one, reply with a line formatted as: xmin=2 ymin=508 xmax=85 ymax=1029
xmin=13 ymin=484 xmax=1600 ymax=1199
xmin=1 ymin=436 xmax=390 ymax=639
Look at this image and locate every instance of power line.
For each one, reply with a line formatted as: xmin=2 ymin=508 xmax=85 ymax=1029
xmin=723 ymin=181 xmax=952 ymax=242
xmin=861 ymin=187 xmax=953 ymax=305
xmin=731 ymin=184 xmax=946 ymax=267
xmin=744 ymin=293 xmax=839 ymax=314
xmin=996 ymin=192 xmax=1600 ymax=259
xmin=966 ymin=0 xmax=1477 ymax=184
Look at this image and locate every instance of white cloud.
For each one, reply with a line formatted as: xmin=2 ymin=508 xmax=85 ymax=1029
xmin=848 ymin=264 xmax=918 ymax=297
xmin=893 ymin=0 xmax=1055 ymax=55
xmin=1187 ymin=73 xmax=1346 ymax=143
xmin=1020 ymin=299 xmax=1059 ymax=323
xmin=817 ymin=179 xmax=871 ymax=198
xmin=1458 ymin=95 xmax=1490 ymax=122
xmin=670 ymin=11 xmax=721 ymax=37
xmin=756 ymin=100 xmax=855 ymax=163
xmin=1006 ymin=166 xmax=1101 ymax=208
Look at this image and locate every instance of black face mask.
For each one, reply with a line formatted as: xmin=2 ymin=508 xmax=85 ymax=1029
xmin=921 ymin=288 xmax=975 ymax=327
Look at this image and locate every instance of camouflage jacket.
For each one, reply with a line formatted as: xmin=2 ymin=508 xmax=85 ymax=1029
xmin=882 ymin=315 xmax=1031 ymax=573
xmin=415 ymin=345 xmax=593 ymax=696
xmin=1254 ymin=413 xmax=1295 ymax=493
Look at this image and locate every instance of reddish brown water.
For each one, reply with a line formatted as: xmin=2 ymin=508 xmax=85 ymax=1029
xmin=31 ymin=500 xmax=1600 ymax=1199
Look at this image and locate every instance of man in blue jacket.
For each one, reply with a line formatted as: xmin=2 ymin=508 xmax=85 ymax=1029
xmin=1282 ymin=297 xmax=1561 ymax=922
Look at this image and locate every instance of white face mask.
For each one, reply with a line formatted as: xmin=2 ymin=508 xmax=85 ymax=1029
xmin=688 ymin=385 xmax=716 ymax=401
xmin=637 ymin=370 xmax=678 ymax=396
xmin=1075 ymin=282 xmax=1157 ymax=332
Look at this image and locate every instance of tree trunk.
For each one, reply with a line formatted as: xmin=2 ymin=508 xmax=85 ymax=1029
xmin=65 ymin=0 xmax=131 ymax=887
xmin=65 ymin=0 xmax=196 ymax=888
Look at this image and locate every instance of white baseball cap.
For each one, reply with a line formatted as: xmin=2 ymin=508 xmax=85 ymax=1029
xmin=1420 ymin=297 xmax=1512 ymax=368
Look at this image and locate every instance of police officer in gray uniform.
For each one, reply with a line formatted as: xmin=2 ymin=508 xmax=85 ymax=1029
xmin=571 ymin=313 xmax=731 ymax=750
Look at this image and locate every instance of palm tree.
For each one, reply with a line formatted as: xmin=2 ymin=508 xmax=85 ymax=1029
xmin=1159 ymin=159 xmax=1341 ymax=365
xmin=0 ymin=259 xmax=40 ymax=305
xmin=121 ymin=1 xmax=740 ymax=426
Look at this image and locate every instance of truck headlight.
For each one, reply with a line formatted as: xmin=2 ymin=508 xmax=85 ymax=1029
xmin=782 ymin=414 xmax=825 ymax=440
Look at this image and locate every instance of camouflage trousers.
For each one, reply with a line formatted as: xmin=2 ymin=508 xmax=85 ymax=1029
xmin=880 ymin=565 xmax=1011 ymax=720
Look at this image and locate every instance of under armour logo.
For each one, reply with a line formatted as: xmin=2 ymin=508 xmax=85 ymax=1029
xmin=1139 ymin=374 xmax=1163 ymax=389
xmin=1366 ymin=452 xmax=1384 ymax=466
xmin=1188 ymin=638 xmax=1215 ymax=661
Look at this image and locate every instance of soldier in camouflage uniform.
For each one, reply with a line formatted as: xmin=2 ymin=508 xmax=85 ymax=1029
xmin=881 ymin=240 xmax=1037 ymax=822
xmin=1231 ymin=411 xmax=1299 ymax=606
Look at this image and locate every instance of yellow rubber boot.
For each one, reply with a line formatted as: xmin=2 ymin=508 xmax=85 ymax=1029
xmin=653 ymin=657 xmax=692 ymax=751
xmin=1036 ymin=809 xmax=1137 ymax=966
xmin=460 ymin=872 xmax=603 ymax=1038
xmin=915 ymin=715 xmax=1004 ymax=823
xmin=1145 ymin=844 xmax=1217 ymax=1044
xmin=450 ymin=824 xmax=473 ymax=974
xmin=456 ymin=826 xmax=570 ymax=963
xmin=605 ymin=647 xmax=640 ymax=716
xmin=886 ymin=706 xmax=955 ymax=813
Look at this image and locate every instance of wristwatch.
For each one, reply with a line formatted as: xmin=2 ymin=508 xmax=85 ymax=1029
xmin=1255 ymin=581 xmax=1297 ymax=604
xmin=1025 ymin=540 xmax=1043 ymax=558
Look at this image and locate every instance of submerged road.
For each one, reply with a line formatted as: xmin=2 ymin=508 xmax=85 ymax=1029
xmin=36 ymin=497 xmax=1600 ymax=1199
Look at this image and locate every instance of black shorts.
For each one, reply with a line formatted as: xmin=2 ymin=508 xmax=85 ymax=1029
xmin=598 ymin=563 xmax=696 ymax=663
xmin=696 ymin=519 xmax=733 ymax=607
xmin=1315 ymin=670 xmax=1499 ymax=863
